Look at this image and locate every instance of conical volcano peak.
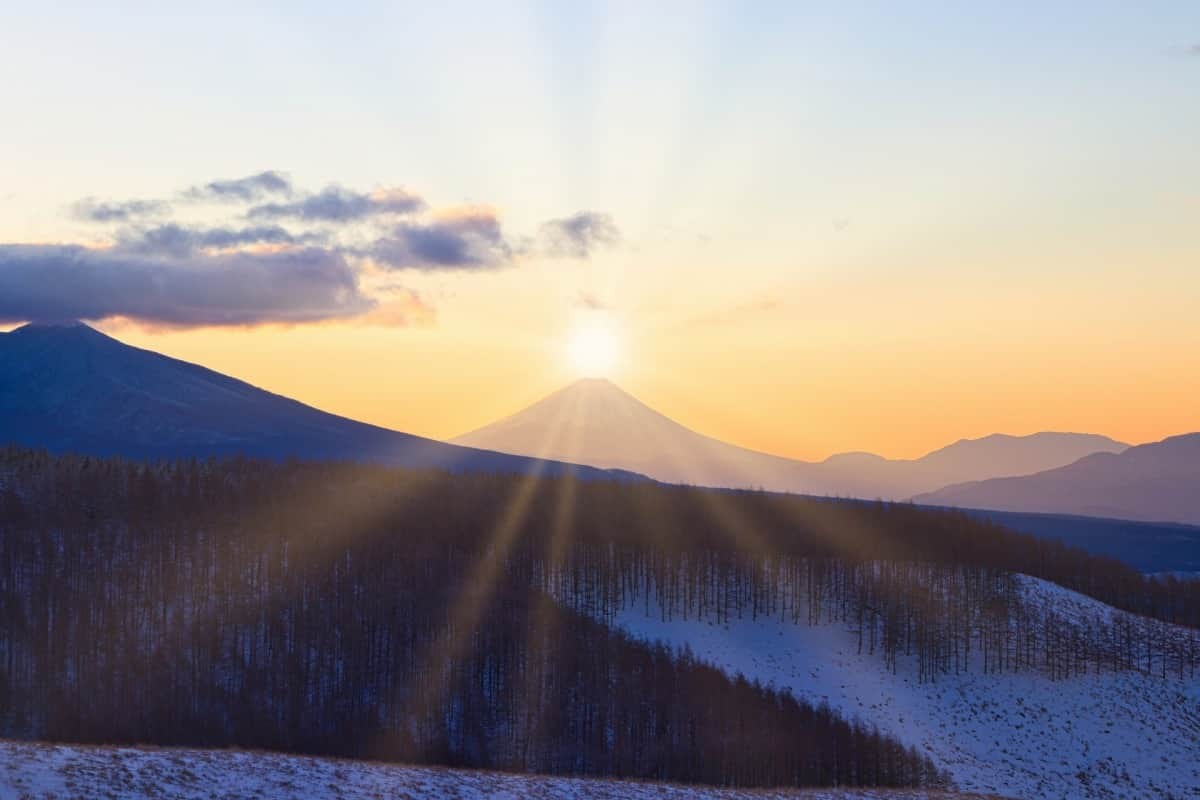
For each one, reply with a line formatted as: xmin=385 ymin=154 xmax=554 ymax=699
xmin=452 ymin=377 xmax=785 ymax=484
xmin=558 ymin=376 xmax=635 ymax=399
xmin=563 ymin=376 xmax=619 ymax=391
xmin=529 ymin=377 xmax=668 ymax=424
xmin=570 ymin=376 xmax=617 ymax=387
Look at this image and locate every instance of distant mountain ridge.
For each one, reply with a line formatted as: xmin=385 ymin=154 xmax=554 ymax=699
xmin=0 ymin=322 xmax=620 ymax=479
xmin=452 ymin=378 xmax=1129 ymax=500
xmin=916 ymin=433 xmax=1200 ymax=525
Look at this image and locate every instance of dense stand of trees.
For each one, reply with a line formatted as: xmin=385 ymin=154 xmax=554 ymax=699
xmin=1 ymin=447 xmax=1197 ymax=785
xmin=0 ymin=448 xmax=944 ymax=788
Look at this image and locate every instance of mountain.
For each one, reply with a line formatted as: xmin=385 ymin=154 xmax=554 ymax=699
xmin=0 ymin=322 xmax=616 ymax=477
xmin=915 ymin=433 xmax=1200 ymax=525
xmin=452 ymin=378 xmax=1128 ymax=499
xmin=811 ymin=431 xmax=1129 ymax=500
xmin=455 ymin=377 xmax=811 ymax=491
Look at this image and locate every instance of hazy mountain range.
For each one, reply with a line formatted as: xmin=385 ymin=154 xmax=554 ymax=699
xmin=916 ymin=433 xmax=1200 ymax=525
xmin=453 ymin=378 xmax=1129 ymax=500
xmin=0 ymin=322 xmax=615 ymax=479
xmin=3 ymin=322 xmax=1196 ymax=524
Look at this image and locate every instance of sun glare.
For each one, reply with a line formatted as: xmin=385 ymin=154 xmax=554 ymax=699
xmin=566 ymin=320 xmax=620 ymax=378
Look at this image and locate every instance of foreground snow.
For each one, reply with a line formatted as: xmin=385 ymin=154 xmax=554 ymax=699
xmin=0 ymin=740 xmax=998 ymax=800
xmin=604 ymin=575 xmax=1200 ymax=800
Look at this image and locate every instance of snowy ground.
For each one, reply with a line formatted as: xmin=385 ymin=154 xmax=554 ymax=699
xmin=604 ymin=576 xmax=1200 ymax=800
xmin=0 ymin=740 xmax=1002 ymax=800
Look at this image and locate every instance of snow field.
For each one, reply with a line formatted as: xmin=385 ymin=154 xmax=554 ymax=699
xmin=603 ymin=575 xmax=1200 ymax=800
xmin=0 ymin=740 xmax=1004 ymax=800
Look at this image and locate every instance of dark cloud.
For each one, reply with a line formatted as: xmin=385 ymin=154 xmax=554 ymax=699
xmin=1189 ymin=44 xmax=1200 ymax=56
xmin=38 ymin=173 xmax=617 ymax=328
xmin=368 ymin=212 xmax=512 ymax=270
xmin=0 ymin=244 xmax=375 ymax=327
xmin=72 ymin=197 xmax=170 ymax=223
xmin=184 ymin=170 xmax=293 ymax=203
xmin=249 ymin=186 xmax=424 ymax=222
xmin=539 ymin=211 xmax=620 ymax=258
xmin=117 ymin=223 xmax=317 ymax=258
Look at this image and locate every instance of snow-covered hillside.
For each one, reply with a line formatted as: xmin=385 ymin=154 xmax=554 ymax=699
xmin=0 ymin=740 xmax=1000 ymax=800
xmin=603 ymin=576 xmax=1200 ymax=800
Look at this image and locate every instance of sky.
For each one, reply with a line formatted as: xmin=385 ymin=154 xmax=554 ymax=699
xmin=1 ymin=1 xmax=1198 ymax=460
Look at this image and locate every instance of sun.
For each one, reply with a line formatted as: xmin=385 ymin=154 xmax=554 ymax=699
xmin=566 ymin=319 xmax=620 ymax=378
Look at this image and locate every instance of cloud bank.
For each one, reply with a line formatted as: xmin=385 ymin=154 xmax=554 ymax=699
xmin=249 ymin=186 xmax=424 ymax=222
xmin=184 ymin=170 xmax=293 ymax=203
xmin=73 ymin=197 xmax=169 ymax=223
xmin=0 ymin=244 xmax=374 ymax=327
xmin=4 ymin=171 xmax=618 ymax=329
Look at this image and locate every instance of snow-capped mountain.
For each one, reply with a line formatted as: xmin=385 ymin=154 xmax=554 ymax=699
xmin=0 ymin=322 xmax=611 ymax=477
xmin=452 ymin=378 xmax=1127 ymax=500
xmin=916 ymin=433 xmax=1200 ymax=525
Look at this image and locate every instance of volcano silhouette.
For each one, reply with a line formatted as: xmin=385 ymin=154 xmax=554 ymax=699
xmin=452 ymin=378 xmax=1127 ymax=499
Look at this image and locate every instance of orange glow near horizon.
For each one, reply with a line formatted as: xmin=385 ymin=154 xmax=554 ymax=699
xmin=17 ymin=291 xmax=1186 ymax=463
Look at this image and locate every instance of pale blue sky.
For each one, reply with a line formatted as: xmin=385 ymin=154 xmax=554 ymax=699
xmin=4 ymin=1 xmax=1197 ymax=239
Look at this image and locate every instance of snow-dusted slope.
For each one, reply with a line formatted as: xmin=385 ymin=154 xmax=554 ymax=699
xmin=603 ymin=577 xmax=1200 ymax=800
xmin=0 ymin=740 xmax=999 ymax=800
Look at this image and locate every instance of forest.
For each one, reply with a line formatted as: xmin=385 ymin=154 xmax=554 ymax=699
xmin=2 ymin=447 xmax=1198 ymax=787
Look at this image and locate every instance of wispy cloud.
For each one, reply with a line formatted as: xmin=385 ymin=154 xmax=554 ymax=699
xmin=6 ymin=172 xmax=615 ymax=328
xmin=249 ymin=186 xmax=424 ymax=222
xmin=183 ymin=170 xmax=294 ymax=203
xmin=72 ymin=197 xmax=169 ymax=223
xmin=539 ymin=211 xmax=620 ymax=258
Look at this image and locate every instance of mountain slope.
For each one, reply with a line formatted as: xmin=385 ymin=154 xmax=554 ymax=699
xmin=915 ymin=433 xmax=1200 ymax=525
xmin=0 ymin=322 xmax=611 ymax=477
xmin=453 ymin=379 xmax=1127 ymax=499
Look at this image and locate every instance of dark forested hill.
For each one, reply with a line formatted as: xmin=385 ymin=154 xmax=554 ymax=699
xmin=0 ymin=446 xmax=944 ymax=789
xmin=0 ymin=447 xmax=1196 ymax=789
xmin=0 ymin=322 xmax=618 ymax=479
